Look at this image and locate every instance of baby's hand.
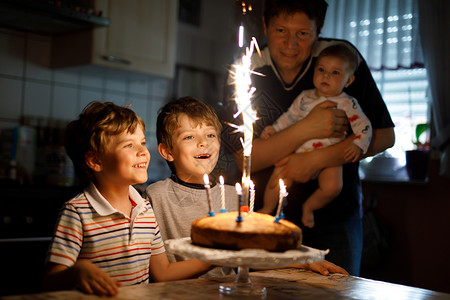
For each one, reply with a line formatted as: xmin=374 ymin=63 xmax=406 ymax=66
xmin=73 ymin=260 xmax=121 ymax=296
xmin=344 ymin=144 xmax=363 ymax=162
xmin=261 ymin=125 xmax=276 ymax=140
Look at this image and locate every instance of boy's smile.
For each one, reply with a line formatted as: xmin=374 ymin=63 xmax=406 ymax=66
xmin=162 ymin=114 xmax=220 ymax=184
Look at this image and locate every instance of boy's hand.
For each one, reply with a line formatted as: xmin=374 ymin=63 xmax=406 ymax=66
xmin=73 ymin=260 xmax=121 ymax=296
xmin=292 ymin=260 xmax=349 ymax=276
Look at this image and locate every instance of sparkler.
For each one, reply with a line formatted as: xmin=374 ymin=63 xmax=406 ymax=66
xmin=228 ymin=27 xmax=262 ymax=212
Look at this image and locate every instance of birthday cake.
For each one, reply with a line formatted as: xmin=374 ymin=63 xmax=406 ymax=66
xmin=190 ymin=212 xmax=302 ymax=252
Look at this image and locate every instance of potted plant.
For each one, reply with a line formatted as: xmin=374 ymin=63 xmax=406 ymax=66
xmin=405 ymin=123 xmax=430 ymax=180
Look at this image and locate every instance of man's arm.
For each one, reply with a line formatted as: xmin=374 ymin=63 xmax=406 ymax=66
xmin=276 ymin=127 xmax=395 ymax=183
xmin=361 ymin=127 xmax=395 ymax=159
xmin=234 ymin=101 xmax=349 ymax=172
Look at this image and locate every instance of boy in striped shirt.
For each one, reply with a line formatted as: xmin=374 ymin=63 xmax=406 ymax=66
xmin=43 ymin=101 xmax=212 ymax=296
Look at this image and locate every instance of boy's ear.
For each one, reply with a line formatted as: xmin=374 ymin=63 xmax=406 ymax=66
xmin=158 ymin=143 xmax=174 ymax=162
xmin=85 ymin=151 xmax=103 ymax=172
xmin=345 ymin=75 xmax=355 ymax=88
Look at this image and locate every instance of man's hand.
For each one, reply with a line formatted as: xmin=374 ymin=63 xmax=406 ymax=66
xmin=276 ymin=152 xmax=321 ymax=183
xmin=304 ymin=101 xmax=349 ymax=139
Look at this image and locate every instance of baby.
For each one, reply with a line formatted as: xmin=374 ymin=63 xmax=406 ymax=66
xmin=259 ymin=44 xmax=372 ymax=228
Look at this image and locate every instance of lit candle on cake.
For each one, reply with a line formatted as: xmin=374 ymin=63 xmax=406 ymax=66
xmin=219 ymin=175 xmax=226 ymax=213
xmin=203 ymin=173 xmax=215 ymax=216
xmin=235 ymin=182 xmax=243 ymax=222
xmin=275 ymin=179 xmax=288 ymax=223
xmin=249 ymin=180 xmax=255 ymax=213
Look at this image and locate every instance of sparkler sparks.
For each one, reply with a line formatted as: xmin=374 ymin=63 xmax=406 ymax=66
xmin=230 ymin=37 xmax=262 ymax=157
xmin=227 ymin=29 xmax=263 ymax=211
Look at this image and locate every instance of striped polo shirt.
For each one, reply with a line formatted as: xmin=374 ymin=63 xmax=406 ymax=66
xmin=46 ymin=183 xmax=165 ymax=286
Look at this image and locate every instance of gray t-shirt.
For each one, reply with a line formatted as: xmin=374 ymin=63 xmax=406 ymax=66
xmin=146 ymin=177 xmax=238 ymax=277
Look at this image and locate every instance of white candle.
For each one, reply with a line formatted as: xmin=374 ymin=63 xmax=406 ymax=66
xmin=203 ymin=173 xmax=214 ymax=216
xmin=249 ymin=180 xmax=255 ymax=213
xmin=235 ymin=182 xmax=243 ymax=222
xmin=219 ymin=175 xmax=226 ymax=213
xmin=275 ymin=179 xmax=288 ymax=222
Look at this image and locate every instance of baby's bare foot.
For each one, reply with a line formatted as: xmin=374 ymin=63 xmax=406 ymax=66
xmin=302 ymin=214 xmax=315 ymax=228
xmin=302 ymin=206 xmax=315 ymax=228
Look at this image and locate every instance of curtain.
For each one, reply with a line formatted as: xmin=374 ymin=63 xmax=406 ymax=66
xmin=418 ymin=0 xmax=450 ymax=177
xmin=322 ymin=0 xmax=423 ymax=70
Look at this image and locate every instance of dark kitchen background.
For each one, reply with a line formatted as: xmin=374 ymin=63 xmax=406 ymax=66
xmin=0 ymin=0 xmax=263 ymax=295
xmin=0 ymin=0 xmax=449 ymax=296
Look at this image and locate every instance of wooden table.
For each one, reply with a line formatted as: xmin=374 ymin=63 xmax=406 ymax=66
xmin=2 ymin=268 xmax=450 ymax=300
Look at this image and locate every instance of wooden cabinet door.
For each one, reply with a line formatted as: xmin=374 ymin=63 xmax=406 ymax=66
xmin=92 ymin=0 xmax=177 ymax=78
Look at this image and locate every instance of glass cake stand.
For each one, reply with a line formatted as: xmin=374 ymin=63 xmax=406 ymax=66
xmin=165 ymin=237 xmax=329 ymax=298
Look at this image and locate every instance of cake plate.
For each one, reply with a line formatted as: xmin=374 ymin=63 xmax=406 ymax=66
xmin=165 ymin=237 xmax=329 ymax=298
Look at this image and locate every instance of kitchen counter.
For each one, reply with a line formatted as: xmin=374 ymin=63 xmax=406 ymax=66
xmin=3 ymin=268 xmax=450 ymax=300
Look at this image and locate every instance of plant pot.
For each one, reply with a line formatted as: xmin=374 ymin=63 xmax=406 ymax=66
xmin=405 ymin=150 xmax=429 ymax=180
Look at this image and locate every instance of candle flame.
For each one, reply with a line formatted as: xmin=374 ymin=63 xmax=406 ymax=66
xmin=249 ymin=180 xmax=254 ymax=190
xmin=235 ymin=182 xmax=242 ymax=195
xmin=203 ymin=173 xmax=210 ymax=186
xmin=219 ymin=175 xmax=224 ymax=185
xmin=279 ymin=178 xmax=287 ymax=195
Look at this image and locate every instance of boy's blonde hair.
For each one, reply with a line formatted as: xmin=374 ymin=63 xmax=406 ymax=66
xmin=156 ymin=96 xmax=222 ymax=149
xmin=64 ymin=101 xmax=145 ymax=185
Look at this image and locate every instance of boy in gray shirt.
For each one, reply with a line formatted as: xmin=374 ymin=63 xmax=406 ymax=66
xmin=146 ymin=96 xmax=348 ymax=277
xmin=146 ymin=97 xmax=238 ymax=277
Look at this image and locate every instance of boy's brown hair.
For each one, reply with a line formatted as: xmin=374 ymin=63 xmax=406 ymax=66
xmin=64 ymin=101 xmax=145 ymax=185
xmin=156 ymin=96 xmax=222 ymax=149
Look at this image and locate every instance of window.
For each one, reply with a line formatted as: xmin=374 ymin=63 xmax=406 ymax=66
xmin=322 ymin=0 xmax=429 ymax=168
xmin=371 ymin=68 xmax=429 ymax=165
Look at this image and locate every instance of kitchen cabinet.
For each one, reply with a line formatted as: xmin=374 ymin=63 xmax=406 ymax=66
xmin=51 ymin=0 xmax=178 ymax=78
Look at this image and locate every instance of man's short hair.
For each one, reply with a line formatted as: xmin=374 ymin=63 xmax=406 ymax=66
xmin=264 ymin=0 xmax=328 ymax=34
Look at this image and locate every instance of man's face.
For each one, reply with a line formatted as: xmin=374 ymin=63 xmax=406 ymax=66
xmin=264 ymin=11 xmax=318 ymax=82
